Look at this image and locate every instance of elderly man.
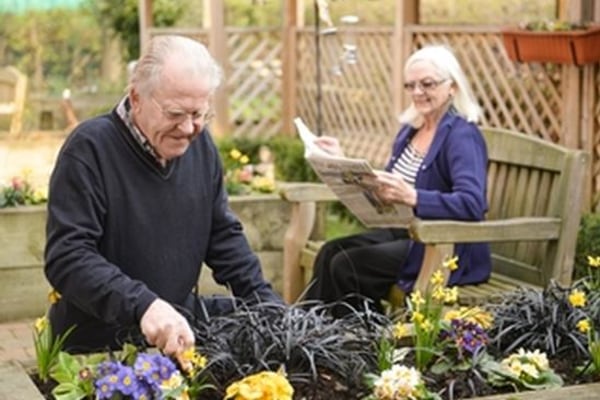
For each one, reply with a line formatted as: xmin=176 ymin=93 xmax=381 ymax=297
xmin=45 ymin=35 xmax=281 ymax=356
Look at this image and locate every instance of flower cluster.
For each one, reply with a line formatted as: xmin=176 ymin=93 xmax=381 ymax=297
xmin=403 ymin=257 xmax=460 ymax=370
xmin=485 ymin=348 xmax=563 ymax=390
xmin=223 ymin=148 xmax=276 ymax=195
xmin=95 ymin=352 xmax=202 ymax=400
xmin=369 ymin=364 xmax=439 ymax=400
xmin=0 ymin=175 xmax=47 ymax=208
xmin=224 ymin=369 xmax=294 ymax=400
xmin=520 ymin=19 xmax=589 ymax=32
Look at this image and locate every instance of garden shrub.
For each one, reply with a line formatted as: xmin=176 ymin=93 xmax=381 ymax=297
xmin=575 ymin=213 xmax=600 ymax=281
xmin=487 ymin=283 xmax=588 ymax=359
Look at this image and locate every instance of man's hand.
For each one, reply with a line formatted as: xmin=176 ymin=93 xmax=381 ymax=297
xmin=140 ymin=298 xmax=195 ymax=356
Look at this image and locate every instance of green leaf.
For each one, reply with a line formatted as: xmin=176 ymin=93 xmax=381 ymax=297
xmin=52 ymin=382 xmax=87 ymax=400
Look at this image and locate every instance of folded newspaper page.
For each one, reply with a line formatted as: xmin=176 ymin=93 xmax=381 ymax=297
xmin=294 ymin=117 xmax=414 ymax=228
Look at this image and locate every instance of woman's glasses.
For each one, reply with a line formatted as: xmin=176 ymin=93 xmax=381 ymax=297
xmin=403 ymin=79 xmax=448 ymax=93
xmin=151 ymin=96 xmax=214 ymax=125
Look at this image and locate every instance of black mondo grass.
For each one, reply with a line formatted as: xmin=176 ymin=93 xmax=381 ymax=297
xmin=186 ymin=298 xmax=391 ymax=398
xmin=487 ymin=282 xmax=589 ymax=359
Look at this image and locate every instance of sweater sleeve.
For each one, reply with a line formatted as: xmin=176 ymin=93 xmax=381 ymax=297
xmin=414 ymin=123 xmax=488 ymax=220
xmin=44 ymin=134 xmax=157 ymax=326
xmin=202 ymin=141 xmax=282 ymax=304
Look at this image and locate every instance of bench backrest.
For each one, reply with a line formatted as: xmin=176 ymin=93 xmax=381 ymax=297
xmin=482 ymin=127 xmax=587 ymax=287
xmin=0 ymin=66 xmax=27 ymax=136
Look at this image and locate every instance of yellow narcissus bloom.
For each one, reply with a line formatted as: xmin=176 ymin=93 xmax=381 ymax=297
xmin=409 ymin=290 xmax=425 ymax=308
xmin=588 ymin=255 xmax=600 ymax=268
xmin=442 ymin=306 xmax=494 ymax=329
xmin=393 ymin=322 xmax=410 ymax=340
xmin=443 ymin=287 xmax=459 ymax=304
xmin=430 ymin=270 xmax=444 ymax=286
xmin=224 ymin=370 xmax=293 ymax=400
xmin=431 ymin=285 xmax=446 ymax=302
xmin=443 ymin=255 xmax=459 ymax=271
xmin=48 ymin=288 xmax=61 ymax=304
xmin=178 ymin=348 xmax=207 ymax=376
xmin=577 ymin=318 xmax=591 ymax=334
xmin=239 ymin=155 xmax=250 ymax=164
xmin=568 ymin=289 xmax=587 ymax=308
xmin=34 ymin=316 xmax=48 ymax=334
xmin=411 ymin=311 xmax=424 ymax=325
xmin=230 ymin=149 xmax=242 ymax=160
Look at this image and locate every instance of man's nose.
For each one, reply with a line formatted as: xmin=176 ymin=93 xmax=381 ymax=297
xmin=177 ymin=116 xmax=196 ymax=134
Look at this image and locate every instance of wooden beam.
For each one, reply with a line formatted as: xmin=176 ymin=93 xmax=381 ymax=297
xmin=282 ymin=0 xmax=299 ymax=136
xmin=207 ymin=0 xmax=228 ymax=138
xmin=392 ymin=0 xmax=419 ymax=117
xmin=138 ymin=0 xmax=153 ymax=54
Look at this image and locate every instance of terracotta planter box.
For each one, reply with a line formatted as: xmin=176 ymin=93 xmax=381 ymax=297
xmin=501 ymin=26 xmax=600 ymax=65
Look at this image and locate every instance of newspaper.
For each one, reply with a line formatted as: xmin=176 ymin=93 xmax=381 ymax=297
xmin=294 ymin=117 xmax=414 ymax=228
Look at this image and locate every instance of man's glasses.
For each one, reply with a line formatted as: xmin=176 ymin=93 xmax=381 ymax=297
xmin=403 ymin=79 xmax=448 ymax=93
xmin=151 ymin=96 xmax=214 ymax=125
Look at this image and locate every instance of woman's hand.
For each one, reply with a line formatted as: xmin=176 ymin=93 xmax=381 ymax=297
xmin=314 ymin=136 xmax=344 ymax=157
xmin=373 ymin=170 xmax=417 ymax=207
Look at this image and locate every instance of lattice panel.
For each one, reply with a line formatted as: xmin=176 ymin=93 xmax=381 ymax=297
xmin=226 ymin=28 xmax=282 ymax=140
xmin=410 ymin=29 xmax=564 ymax=143
xmin=296 ymin=28 xmax=396 ymax=168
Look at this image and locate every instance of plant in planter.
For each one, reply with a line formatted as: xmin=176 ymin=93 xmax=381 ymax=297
xmin=0 ymin=174 xmax=47 ymax=208
xmin=501 ymin=19 xmax=600 ymax=65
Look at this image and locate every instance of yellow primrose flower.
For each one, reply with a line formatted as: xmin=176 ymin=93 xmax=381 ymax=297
xmin=588 ymin=255 xmax=600 ymax=268
xmin=48 ymin=289 xmax=61 ymax=304
xmin=230 ymin=149 xmax=242 ymax=160
xmin=443 ymin=255 xmax=459 ymax=271
xmin=225 ymin=370 xmax=293 ymax=400
xmin=577 ymin=318 xmax=591 ymax=334
xmin=568 ymin=289 xmax=587 ymax=308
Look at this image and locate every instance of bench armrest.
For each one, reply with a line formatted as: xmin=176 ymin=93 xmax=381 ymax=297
xmin=279 ymin=182 xmax=338 ymax=203
xmin=409 ymin=217 xmax=561 ymax=244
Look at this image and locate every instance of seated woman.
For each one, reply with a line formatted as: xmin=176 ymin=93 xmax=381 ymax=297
xmin=304 ymin=44 xmax=491 ymax=316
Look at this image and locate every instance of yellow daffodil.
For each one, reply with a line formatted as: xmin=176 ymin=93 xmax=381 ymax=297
xmin=577 ymin=318 xmax=591 ymax=334
xmin=34 ymin=316 xmax=48 ymax=334
xmin=393 ymin=322 xmax=410 ymax=340
xmin=48 ymin=289 xmax=61 ymax=304
xmin=568 ymin=288 xmax=587 ymax=308
xmin=443 ymin=255 xmax=459 ymax=271
xmin=430 ymin=270 xmax=444 ymax=286
xmin=409 ymin=290 xmax=425 ymax=308
xmin=588 ymin=255 xmax=600 ymax=268
xmin=239 ymin=155 xmax=250 ymax=164
xmin=443 ymin=287 xmax=459 ymax=304
xmin=229 ymin=149 xmax=242 ymax=160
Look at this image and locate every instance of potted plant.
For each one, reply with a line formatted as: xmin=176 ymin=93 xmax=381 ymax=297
xmin=501 ymin=20 xmax=600 ymax=65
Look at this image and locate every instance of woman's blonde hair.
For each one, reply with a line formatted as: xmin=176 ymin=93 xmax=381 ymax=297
xmin=398 ymin=44 xmax=481 ymax=127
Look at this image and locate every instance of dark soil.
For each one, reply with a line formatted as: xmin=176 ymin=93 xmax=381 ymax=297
xmin=30 ymin=351 xmax=600 ymax=399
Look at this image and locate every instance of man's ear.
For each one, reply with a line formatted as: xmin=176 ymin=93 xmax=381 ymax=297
xmin=129 ymin=88 xmax=141 ymax=112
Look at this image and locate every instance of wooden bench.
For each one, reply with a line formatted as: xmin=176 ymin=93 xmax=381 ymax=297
xmin=279 ymin=127 xmax=589 ymax=305
xmin=0 ymin=66 xmax=27 ymax=137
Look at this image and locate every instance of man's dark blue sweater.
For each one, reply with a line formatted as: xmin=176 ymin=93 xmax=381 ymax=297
xmin=45 ymin=107 xmax=279 ymax=352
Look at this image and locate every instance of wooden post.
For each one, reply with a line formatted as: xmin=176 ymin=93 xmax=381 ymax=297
xmin=281 ymin=0 xmax=300 ymax=136
xmin=206 ymin=0 xmax=229 ymax=138
xmin=392 ymin=0 xmax=419 ymax=117
xmin=138 ymin=0 xmax=153 ymax=53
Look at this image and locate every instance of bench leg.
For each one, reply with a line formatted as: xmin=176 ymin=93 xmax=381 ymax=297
xmin=413 ymin=243 xmax=454 ymax=293
xmin=283 ymin=201 xmax=316 ymax=303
